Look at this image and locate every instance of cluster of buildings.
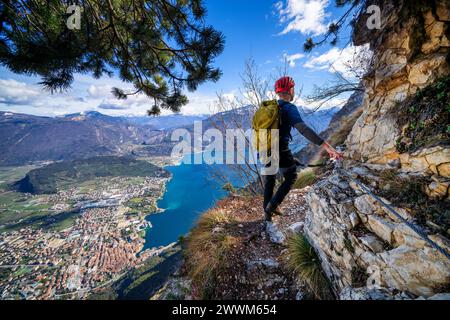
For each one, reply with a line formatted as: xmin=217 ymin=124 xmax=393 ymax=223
xmin=0 ymin=175 xmax=170 ymax=299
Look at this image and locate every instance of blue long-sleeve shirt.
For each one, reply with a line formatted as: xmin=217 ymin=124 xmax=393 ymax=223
xmin=278 ymin=99 xmax=324 ymax=148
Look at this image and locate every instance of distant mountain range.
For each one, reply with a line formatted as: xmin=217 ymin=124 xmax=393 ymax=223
xmin=136 ymin=105 xmax=338 ymax=153
xmin=291 ymin=107 xmax=339 ymax=152
xmin=0 ymin=111 xmax=163 ymax=165
xmin=0 ymin=105 xmax=339 ymax=166
xmin=125 ymin=114 xmax=208 ymax=130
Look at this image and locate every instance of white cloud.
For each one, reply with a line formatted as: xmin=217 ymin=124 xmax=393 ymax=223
xmin=282 ymin=52 xmax=305 ymax=67
xmin=277 ymin=0 xmax=329 ymax=36
xmin=87 ymin=84 xmax=113 ymax=98
xmin=303 ymin=44 xmax=372 ymax=79
xmin=222 ymin=92 xmax=236 ymax=101
xmin=0 ymin=79 xmax=39 ymax=105
xmin=0 ymin=74 xmax=162 ymax=116
xmin=170 ymin=92 xmax=215 ymax=115
xmin=296 ymin=95 xmax=348 ymax=110
xmin=0 ymin=71 xmax=225 ymax=116
xmin=304 ymin=47 xmax=342 ymax=69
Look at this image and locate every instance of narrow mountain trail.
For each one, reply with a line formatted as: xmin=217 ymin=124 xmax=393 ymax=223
xmin=154 ymin=188 xmax=313 ymax=300
xmin=207 ymin=192 xmax=307 ymax=300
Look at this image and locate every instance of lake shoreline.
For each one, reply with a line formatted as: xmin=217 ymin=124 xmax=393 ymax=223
xmin=142 ymin=154 xmax=243 ymax=251
xmin=139 ymin=155 xmax=182 ymax=253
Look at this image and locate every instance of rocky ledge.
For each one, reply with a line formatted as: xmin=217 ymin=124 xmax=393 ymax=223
xmin=303 ymin=162 xmax=449 ymax=299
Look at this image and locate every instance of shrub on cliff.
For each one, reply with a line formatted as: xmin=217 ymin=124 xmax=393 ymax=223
xmin=395 ymin=75 xmax=450 ymax=154
xmin=293 ymin=169 xmax=317 ymax=190
xmin=285 ymin=233 xmax=334 ymax=300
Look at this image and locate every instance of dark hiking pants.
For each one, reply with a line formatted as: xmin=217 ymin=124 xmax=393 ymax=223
xmin=263 ymin=148 xmax=298 ymax=212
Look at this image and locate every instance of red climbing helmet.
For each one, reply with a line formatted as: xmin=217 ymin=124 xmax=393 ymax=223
xmin=275 ymin=76 xmax=295 ymax=94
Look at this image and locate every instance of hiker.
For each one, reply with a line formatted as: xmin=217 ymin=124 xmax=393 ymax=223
xmin=263 ymin=76 xmax=343 ymax=223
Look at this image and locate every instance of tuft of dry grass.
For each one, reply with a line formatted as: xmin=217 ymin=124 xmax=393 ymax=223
xmin=293 ymin=169 xmax=317 ymax=190
xmin=284 ymin=233 xmax=334 ymax=300
xmin=185 ymin=208 xmax=238 ymax=299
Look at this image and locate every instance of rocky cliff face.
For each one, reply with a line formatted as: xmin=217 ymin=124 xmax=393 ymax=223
xmin=346 ymin=0 xmax=449 ymax=170
xmin=304 ymin=0 xmax=450 ymax=299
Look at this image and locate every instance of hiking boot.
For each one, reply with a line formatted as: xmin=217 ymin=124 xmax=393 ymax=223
xmin=264 ymin=209 xmax=272 ymax=222
xmin=271 ymin=208 xmax=283 ymax=217
xmin=264 ymin=202 xmax=282 ymax=219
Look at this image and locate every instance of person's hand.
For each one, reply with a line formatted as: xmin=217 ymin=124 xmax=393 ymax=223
xmin=322 ymin=142 xmax=343 ymax=161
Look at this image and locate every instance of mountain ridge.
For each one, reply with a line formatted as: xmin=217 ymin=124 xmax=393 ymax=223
xmin=0 ymin=104 xmax=340 ymax=165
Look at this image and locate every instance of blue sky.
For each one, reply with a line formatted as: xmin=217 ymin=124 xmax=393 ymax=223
xmin=0 ymin=0 xmax=364 ymax=116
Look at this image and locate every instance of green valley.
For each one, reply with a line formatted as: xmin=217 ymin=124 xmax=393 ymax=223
xmin=15 ymin=156 xmax=170 ymax=194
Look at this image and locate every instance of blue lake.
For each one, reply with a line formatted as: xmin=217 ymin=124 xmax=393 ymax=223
xmin=143 ymin=156 xmax=243 ymax=249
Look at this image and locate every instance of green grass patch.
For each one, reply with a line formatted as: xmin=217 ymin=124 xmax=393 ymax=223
xmin=0 ymin=189 xmax=78 ymax=232
xmin=15 ymin=156 xmax=169 ymax=194
xmin=48 ymin=214 xmax=79 ymax=231
xmin=129 ymin=197 xmax=144 ymax=204
xmin=0 ymin=165 xmax=39 ymax=190
xmin=13 ymin=266 xmax=31 ymax=277
xmin=293 ymin=169 xmax=317 ymax=189
xmin=0 ymin=191 xmax=52 ymax=227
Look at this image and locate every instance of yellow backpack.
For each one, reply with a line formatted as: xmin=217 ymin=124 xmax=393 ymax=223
xmin=252 ymin=100 xmax=280 ymax=153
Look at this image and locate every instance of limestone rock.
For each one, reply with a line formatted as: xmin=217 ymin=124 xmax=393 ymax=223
xmin=436 ymin=2 xmax=450 ymax=21
xmin=428 ymin=234 xmax=450 ymax=254
xmin=354 ymin=194 xmax=380 ymax=218
xmin=287 ymin=222 xmax=304 ymax=234
xmin=437 ymin=163 xmax=450 ymax=178
xmin=349 ymin=212 xmax=361 ymax=228
xmin=400 ymin=147 xmax=450 ymax=178
xmin=425 ymin=179 xmax=449 ymax=199
xmin=295 ymin=291 xmax=305 ymax=300
xmin=424 ymin=147 xmax=450 ymax=168
xmin=339 ymin=286 xmax=408 ymax=300
xmin=302 ymin=0 xmax=450 ymax=300
xmin=246 ymin=258 xmax=279 ymax=271
xmin=359 ymin=124 xmax=376 ymax=143
xmin=350 ymin=166 xmax=370 ymax=177
xmin=366 ymin=215 xmax=395 ymax=244
xmin=358 ymin=235 xmax=385 ymax=253
xmin=265 ymin=222 xmax=285 ymax=244
xmin=305 ymin=171 xmax=450 ymax=298
xmin=408 ymin=53 xmax=448 ymax=87
xmin=427 ymin=293 xmax=450 ymax=300
xmin=392 ymin=223 xmax=427 ymax=248
xmin=379 ymin=245 xmax=450 ymax=297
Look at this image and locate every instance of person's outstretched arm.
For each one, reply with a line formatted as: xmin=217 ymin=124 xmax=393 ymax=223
xmin=293 ymin=122 xmax=343 ymax=160
xmin=294 ymin=122 xmax=324 ymax=146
